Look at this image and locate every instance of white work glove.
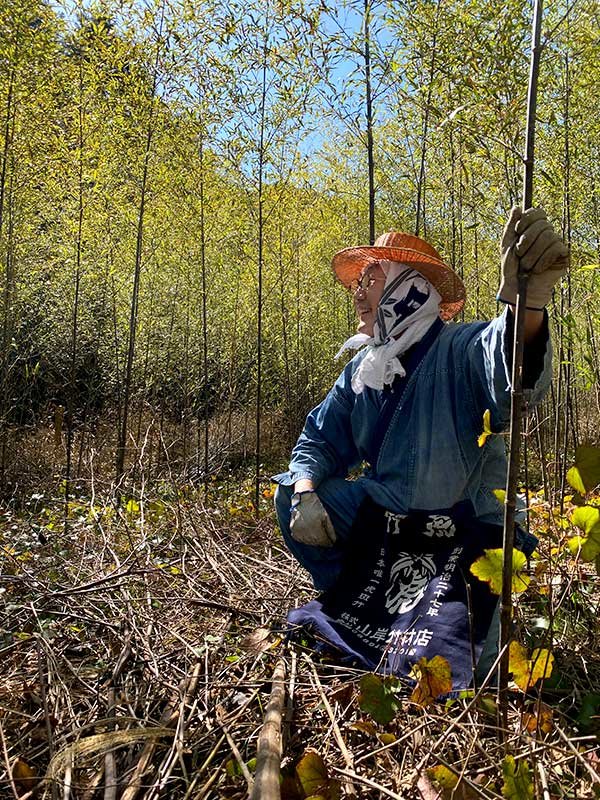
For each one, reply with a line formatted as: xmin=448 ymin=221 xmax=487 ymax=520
xmin=290 ymin=491 xmax=337 ymax=547
xmin=498 ymin=207 xmax=569 ymax=309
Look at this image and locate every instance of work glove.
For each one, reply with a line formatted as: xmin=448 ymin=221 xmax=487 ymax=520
xmin=290 ymin=491 xmax=337 ymax=547
xmin=498 ymin=206 xmax=569 ymax=309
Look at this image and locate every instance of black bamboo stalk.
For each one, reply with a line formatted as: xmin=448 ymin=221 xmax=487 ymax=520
xmin=497 ymin=0 xmax=544 ymax=735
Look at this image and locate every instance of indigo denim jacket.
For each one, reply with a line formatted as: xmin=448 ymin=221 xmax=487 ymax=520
xmin=273 ymin=307 xmax=551 ymax=527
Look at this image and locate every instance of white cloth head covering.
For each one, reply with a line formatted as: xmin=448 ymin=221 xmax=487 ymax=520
xmin=335 ymin=263 xmax=442 ymax=394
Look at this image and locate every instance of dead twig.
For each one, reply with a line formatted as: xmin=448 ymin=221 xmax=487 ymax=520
xmin=120 ymin=662 xmax=201 ymax=800
xmin=304 ymin=654 xmax=358 ymax=798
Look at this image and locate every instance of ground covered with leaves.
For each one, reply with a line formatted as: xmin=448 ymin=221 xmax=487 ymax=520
xmin=0 ymin=472 xmax=599 ymax=799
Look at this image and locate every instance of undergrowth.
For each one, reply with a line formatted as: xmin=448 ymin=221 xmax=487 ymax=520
xmin=0 ymin=458 xmax=598 ymax=799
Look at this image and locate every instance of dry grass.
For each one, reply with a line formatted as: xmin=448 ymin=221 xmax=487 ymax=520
xmin=0 ymin=482 xmax=599 ymax=799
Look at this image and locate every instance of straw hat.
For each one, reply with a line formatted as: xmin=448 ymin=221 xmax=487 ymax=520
xmin=332 ymin=231 xmax=466 ymax=321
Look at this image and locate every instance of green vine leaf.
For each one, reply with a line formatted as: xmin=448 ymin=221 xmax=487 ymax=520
xmin=357 ymin=673 xmax=401 ymax=726
xmin=569 ymin=506 xmax=600 ymax=561
xmin=501 ymin=755 xmax=534 ymax=799
xmin=571 ymin=506 xmax=600 ymax=535
xmin=295 ymin=750 xmax=340 ymax=800
xmin=567 ymin=446 xmax=600 ymax=495
xmin=470 ymin=549 xmax=530 ymax=595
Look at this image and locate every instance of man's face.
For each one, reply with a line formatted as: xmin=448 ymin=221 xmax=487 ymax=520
xmin=352 ymin=262 xmax=386 ymax=337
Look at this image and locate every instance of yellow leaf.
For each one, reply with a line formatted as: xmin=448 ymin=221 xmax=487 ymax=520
xmin=509 ymin=642 xmax=554 ymax=692
xmin=409 ymin=655 xmax=453 ymax=707
xmin=12 ymin=758 xmax=37 ymax=794
xmin=428 ymin=764 xmax=459 ymax=790
xmin=501 ymin=755 xmax=534 ymax=799
xmin=470 ymin=549 xmax=530 ymax=595
xmin=378 ymin=732 xmax=396 ymax=745
xmin=478 ymin=409 xmax=493 ymax=447
xmin=493 ymin=489 xmax=506 ymax=505
xmin=349 ymin=720 xmax=377 ymax=737
xmin=523 ymin=702 xmax=553 ymax=734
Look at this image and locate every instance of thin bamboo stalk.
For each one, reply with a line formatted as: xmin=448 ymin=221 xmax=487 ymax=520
xmin=364 ymin=0 xmax=375 ymax=245
xmin=497 ymin=0 xmax=544 ymax=736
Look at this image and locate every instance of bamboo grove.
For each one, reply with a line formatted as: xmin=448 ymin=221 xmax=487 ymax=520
xmin=0 ymin=0 xmax=599 ymax=502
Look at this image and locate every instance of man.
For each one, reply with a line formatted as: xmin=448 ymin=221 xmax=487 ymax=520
xmin=273 ymin=208 xmax=567 ymax=684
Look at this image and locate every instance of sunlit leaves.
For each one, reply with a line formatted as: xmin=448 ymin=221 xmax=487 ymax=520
xmin=428 ymin=764 xmax=459 ymax=790
xmin=569 ymin=506 xmax=600 ymax=562
xmin=357 ymin=673 xmax=400 ymax=725
xmin=470 ymin=548 xmax=530 ymax=595
xmin=571 ymin=505 xmax=600 ymax=535
xmin=566 ymin=446 xmax=600 ymax=495
xmin=409 ymin=656 xmax=453 ymax=707
xmin=523 ymin=702 xmax=553 ymax=734
xmin=493 ymin=489 xmax=506 ymax=505
xmin=477 ymin=409 xmax=493 ymax=447
xmin=509 ymin=642 xmax=554 ymax=692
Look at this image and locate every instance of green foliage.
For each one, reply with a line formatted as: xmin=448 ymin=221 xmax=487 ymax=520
xmin=295 ymin=751 xmax=341 ymax=800
xmin=567 ymin=446 xmax=600 ymax=496
xmin=357 ymin=673 xmax=401 ymax=725
xmin=567 ymin=448 xmax=600 ymax=571
xmin=501 ymin=756 xmax=534 ymax=800
xmin=470 ymin=548 xmax=530 ymax=595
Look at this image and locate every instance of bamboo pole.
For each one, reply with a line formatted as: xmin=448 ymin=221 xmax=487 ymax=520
xmin=497 ymin=0 xmax=544 ymax=734
xmin=364 ymin=0 xmax=375 ymax=245
xmin=250 ymin=659 xmax=286 ymax=800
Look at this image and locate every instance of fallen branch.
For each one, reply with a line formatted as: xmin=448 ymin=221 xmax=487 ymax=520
xmin=250 ymin=659 xmax=286 ymax=800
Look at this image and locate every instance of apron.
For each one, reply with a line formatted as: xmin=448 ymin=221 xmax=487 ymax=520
xmin=288 ymin=497 xmax=516 ymax=690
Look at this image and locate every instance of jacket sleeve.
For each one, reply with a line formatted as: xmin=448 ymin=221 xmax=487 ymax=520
xmin=274 ymin=357 xmax=362 ymax=487
xmin=463 ymin=305 xmax=552 ymax=430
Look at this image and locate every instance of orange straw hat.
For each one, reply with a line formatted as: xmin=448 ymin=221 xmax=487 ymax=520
xmin=332 ymin=231 xmax=466 ymax=321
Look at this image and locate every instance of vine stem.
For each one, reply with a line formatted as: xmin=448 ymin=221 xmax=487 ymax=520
xmin=497 ymin=0 xmax=544 ymax=739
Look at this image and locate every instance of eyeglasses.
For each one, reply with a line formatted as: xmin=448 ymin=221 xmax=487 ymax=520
xmin=350 ymin=265 xmax=385 ymax=293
